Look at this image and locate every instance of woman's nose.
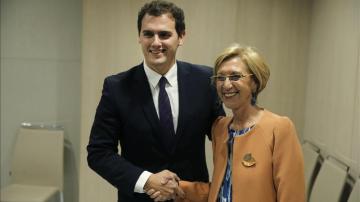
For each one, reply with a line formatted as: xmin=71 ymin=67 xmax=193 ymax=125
xmin=222 ymin=78 xmax=233 ymax=89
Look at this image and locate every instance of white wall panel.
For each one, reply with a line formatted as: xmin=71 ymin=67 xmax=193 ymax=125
xmin=304 ymin=0 xmax=360 ymax=170
xmin=236 ymin=0 xmax=310 ymax=137
xmin=351 ymin=0 xmax=360 ymax=175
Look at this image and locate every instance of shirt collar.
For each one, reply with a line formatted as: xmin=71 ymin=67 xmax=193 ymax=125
xmin=143 ymin=61 xmax=178 ymax=88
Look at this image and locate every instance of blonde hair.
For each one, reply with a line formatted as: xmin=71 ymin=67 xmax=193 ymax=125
xmin=214 ymin=43 xmax=270 ymax=95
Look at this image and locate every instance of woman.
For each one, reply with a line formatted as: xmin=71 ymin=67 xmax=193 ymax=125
xmin=147 ymin=44 xmax=305 ymax=201
xmin=177 ymin=44 xmax=305 ymax=202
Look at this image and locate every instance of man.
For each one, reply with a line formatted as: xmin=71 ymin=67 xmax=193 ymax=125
xmin=87 ymin=1 xmax=224 ymax=201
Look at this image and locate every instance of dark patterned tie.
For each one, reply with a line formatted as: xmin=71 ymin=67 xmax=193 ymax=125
xmin=158 ymin=76 xmax=175 ymax=152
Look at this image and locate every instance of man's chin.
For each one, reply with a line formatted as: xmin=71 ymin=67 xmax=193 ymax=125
xmin=148 ymin=58 xmax=167 ymax=66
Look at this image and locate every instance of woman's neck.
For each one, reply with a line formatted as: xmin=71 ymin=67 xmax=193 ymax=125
xmin=231 ymin=105 xmax=262 ymax=130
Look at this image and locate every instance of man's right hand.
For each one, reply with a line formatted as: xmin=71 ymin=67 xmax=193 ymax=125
xmin=144 ymin=170 xmax=184 ymax=201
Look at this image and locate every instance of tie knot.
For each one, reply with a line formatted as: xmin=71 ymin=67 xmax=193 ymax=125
xmin=159 ymin=76 xmax=168 ymax=89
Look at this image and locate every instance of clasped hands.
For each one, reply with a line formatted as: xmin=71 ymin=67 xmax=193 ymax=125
xmin=144 ymin=170 xmax=185 ymax=201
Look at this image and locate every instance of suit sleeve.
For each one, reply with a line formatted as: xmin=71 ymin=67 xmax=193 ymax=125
xmin=273 ymin=117 xmax=306 ymax=202
xmin=87 ymin=77 xmax=143 ymax=196
xmin=208 ymin=81 xmax=225 ymax=140
xmin=175 ymin=117 xmax=224 ymax=202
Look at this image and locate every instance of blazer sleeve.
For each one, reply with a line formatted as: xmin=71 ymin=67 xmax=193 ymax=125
xmin=273 ymin=117 xmax=306 ymax=202
xmin=87 ymin=77 xmax=143 ymax=196
xmin=176 ymin=181 xmax=210 ymax=202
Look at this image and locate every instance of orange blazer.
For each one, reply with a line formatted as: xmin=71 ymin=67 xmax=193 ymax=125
xmin=178 ymin=109 xmax=305 ymax=202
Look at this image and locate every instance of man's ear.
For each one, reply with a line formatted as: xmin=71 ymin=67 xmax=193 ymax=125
xmin=178 ymin=31 xmax=186 ymax=46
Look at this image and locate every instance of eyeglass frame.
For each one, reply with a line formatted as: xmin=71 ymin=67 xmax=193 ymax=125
xmin=211 ymin=74 xmax=253 ymax=83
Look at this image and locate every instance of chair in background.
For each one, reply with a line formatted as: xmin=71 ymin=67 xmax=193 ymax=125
xmin=302 ymin=141 xmax=321 ymax=199
xmin=347 ymin=177 xmax=359 ymax=202
xmin=0 ymin=127 xmax=64 ymax=202
xmin=308 ymin=157 xmax=348 ymax=202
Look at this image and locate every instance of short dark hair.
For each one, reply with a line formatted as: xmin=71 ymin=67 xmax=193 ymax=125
xmin=137 ymin=0 xmax=185 ymax=36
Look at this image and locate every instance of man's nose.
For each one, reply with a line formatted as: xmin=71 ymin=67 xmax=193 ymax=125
xmin=152 ymin=35 xmax=161 ymax=46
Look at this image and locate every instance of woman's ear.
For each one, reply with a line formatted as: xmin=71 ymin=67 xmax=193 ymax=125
xmin=250 ymin=79 xmax=258 ymax=93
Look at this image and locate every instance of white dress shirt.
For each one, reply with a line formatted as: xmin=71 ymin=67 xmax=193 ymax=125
xmin=134 ymin=61 xmax=179 ymax=193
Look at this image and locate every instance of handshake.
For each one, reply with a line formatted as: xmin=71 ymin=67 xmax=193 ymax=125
xmin=144 ymin=170 xmax=185 ymax=201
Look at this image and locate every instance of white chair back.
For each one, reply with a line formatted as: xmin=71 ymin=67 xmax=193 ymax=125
xmin=348 ymin=178 xmax=359 ymax=202
xmin=309 ymin=158 xmax=348 ymax=202
xmin=11 ymin=127 xmax=64 ymax=190
xmin=302 ymin=142 xmax=320 ymax=195
xmin=1 ymin=127 xmax=64 ymax=202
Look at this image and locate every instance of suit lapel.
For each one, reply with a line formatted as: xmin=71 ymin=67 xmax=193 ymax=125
xmin=133 ymin=64 xmax=166 ymax=151
xmin=174 ymin=61 xmax=191 ymax=146
xmin=133 ymin=62 xmax=192 ymax=155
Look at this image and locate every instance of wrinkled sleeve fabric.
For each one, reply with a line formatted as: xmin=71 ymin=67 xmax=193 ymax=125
xmin=87 ymin=77 xmax=144 ymax=196
xmin=272 ymin=117 xmax=306 ymax=202
xmin=176 ymin=181 xmax=209 ymax=202
xmin=176 ymin=117 xmax=224 ymax=202
xmin=207 ymin=80 xmax=225 ymax=141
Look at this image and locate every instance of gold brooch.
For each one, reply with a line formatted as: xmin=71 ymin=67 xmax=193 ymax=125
xmin=242 ymin=153 xmax=256 ymax=167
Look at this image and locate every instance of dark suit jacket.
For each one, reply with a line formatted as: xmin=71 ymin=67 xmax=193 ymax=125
xmin=87 ymin=61 xmax=225 ymax=201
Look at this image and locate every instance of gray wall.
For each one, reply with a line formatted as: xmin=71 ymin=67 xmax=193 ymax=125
xmin=0 ymin=0 xmax=81 ymax=201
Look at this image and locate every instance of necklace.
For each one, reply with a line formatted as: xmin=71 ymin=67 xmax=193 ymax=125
xmin=229 ymin=124 xmax=255 ymax=137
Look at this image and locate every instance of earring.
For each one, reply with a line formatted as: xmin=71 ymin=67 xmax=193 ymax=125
xmin=251 ymin=92 xmax=257 ymax=105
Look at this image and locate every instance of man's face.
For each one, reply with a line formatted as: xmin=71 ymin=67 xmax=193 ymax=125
xmin=138 ymin=13 xmax=184 ymax=74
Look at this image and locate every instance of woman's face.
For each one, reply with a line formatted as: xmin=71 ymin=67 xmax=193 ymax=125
xmin=215 ymin=57 xmax=256 ymax=110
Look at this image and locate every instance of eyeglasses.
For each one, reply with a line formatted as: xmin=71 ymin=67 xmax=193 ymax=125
xmin=211 ymin=74 xmax=253 ymax=82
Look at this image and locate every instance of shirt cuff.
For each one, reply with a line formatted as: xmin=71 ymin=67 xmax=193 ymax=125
xmin=134 ymin=171 xmax=152 ymax=193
